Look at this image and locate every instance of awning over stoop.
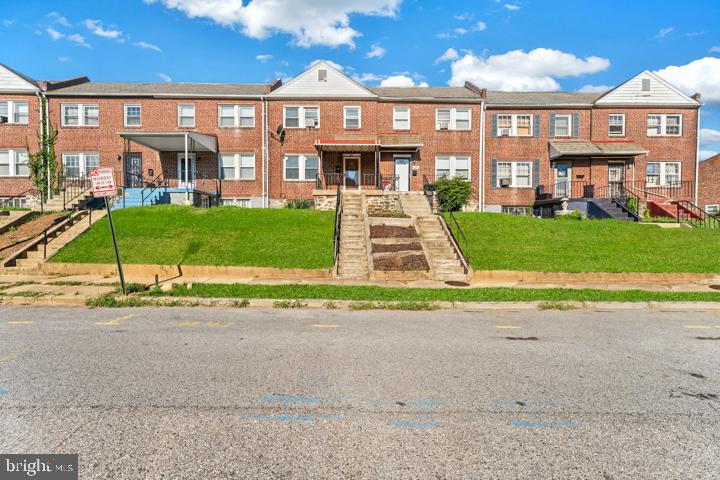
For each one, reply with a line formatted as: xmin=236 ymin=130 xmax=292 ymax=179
xmin=119 ymin=131 xmax=218 ymax=153
xmin=315 ymin=133 xmax=423 ymax=152
xmin=549 ymin=140 xmax=648 ymax=160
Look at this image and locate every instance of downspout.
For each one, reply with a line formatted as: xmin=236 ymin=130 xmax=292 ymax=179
xmin=264 ymin=96 xmax=270 ymax=208
xmin=35 ymin=92 xmax=46 ymax=200
xmin=261 ymin=96 xmax=266 ymax=207
xmin=184 ymin=132 xmax=189 ymax=202
xmin=694 ymin=104 xmax=701 ymax=205
xmin=479 ymin=100 xmax=486 ymax=212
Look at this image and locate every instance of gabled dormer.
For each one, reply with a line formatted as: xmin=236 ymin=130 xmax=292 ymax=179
xmin=594 ymin=70 xmax=700 ymax=107
xmin=269 ymin=60 xmax=376 ymax=98
xmin=0 ymin=64 xmax=40 ymax=93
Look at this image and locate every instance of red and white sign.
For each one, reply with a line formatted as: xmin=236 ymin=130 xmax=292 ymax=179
xmin=89 ymin=168 xmax=117 ymax=198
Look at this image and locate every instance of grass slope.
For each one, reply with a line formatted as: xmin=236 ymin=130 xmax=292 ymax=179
xmin=448 ymin=213 xmax=720 ymax=273
xmin=51 ymin=205 xmax=335 ymax=269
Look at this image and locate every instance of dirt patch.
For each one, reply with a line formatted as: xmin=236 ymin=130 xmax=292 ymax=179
xmin=0 ymin=213 xmax=65 ymax=261
xmin=370 ymin=225 xmax=417 ymax=239
xmin=371 ymin=242 xmax=422 ymax=254
xmin=368 ymin=211 xmax=409 ymax=218
xmin=373 ymin=253 xmax=429 ymax=271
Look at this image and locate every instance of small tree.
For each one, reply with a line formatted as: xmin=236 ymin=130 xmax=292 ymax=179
xmin=27 ymin=96 xmax=61 ymax=199
xmin=433 ymin=176 xmax=472 ymax=211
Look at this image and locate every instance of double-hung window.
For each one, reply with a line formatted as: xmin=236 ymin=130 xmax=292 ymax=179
xmin=554 ymin=114 xmax=571 ymax=137
xmin=436 ymin=108 xmax=471 ymax=130
xmin=344 ymin=106 xmax=361 ymax=129
xmin=62 ymin=103 xmax=99 ymax=127
xmin=0 ymin=101 xmax=28 ymax=124
xmin=496 ymin=114 xmax=532 ymax=137
xmin=284 ymin=154 xmax=318 ymax=181
xmin=497 ymin=161 xmax=533 ymax=188
xmin=283 ymin=106 xmax=320 ymax=128
xmin=646 ymin=162 xmax=681 ymax=186
xmin=706 ymin=205 xmax=719 ymax=216
xmin=609 ymin=114 xmax=625 ymax=136
xmin=62 ymin=152 xmax=99 ymax=178
xmin=218 ymin=105 xmax=255 ymax=128
xmin=393 ymin=107 xmax=410 ymax=130
xmin=124 ymin=104 xmax=141 ymax=127
xmin=220 ymin=153 xmax=255 ymax=180
xmin=435 ymin=155 xmax=470 ymax=180
xmin=647 ymin=114 xmax=682 ymax=136
xmin=178 ymin=104 xmax=195 ymax=127
xmin=0 ymin=149 xmax=29 ymax=177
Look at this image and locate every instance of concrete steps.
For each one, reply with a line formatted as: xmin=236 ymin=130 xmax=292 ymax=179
xmin=399 ymin=193 xmax=432 ymax=216
xmin=415 ymin=215 xmax=468 ymax=282
xmin=337 ymin=193 xmax=369 ymax=279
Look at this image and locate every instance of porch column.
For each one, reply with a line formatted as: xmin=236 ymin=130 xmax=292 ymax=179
xmin=375 ymin=147 xmax=380 ymax=188
xmin=184 ymin=132 xmax=189 ymax=202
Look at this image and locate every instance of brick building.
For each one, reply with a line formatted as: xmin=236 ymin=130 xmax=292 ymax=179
xmin=0 ymin=61 xmax=704 ymax=215
xmin=698 ymin=153 xmax=720 ymax=215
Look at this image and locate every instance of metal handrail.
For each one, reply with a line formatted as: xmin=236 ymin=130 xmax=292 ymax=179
xmin=535 ymin=180 xmax=587 ymax=200
xmin=422 ymin=175 xmax=435 ymax=213
xmin=676 ymin=200 xmax=720 ymax=229
xmin=332 ymin=184 xmax=342 ymax=266
xmin=62 ymin=174 xmax=92 ymax=210
xmin=141 ymin=172 xmax=166 ymax=206
xmin=626 ymin=180 xmax=693 ymax=201
xmin=611 ymin=183 xmax=641 ymax=220
xmin=441 ymin=210 xmax=470 ymax=270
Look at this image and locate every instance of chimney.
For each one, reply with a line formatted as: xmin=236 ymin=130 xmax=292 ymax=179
xmin=691 ymin=92 xmax=701 ymax=102
xmin=464 ymin=81 xmax=486 ymax=98
xmin=265 ymin=79 xmax=282 ymax=94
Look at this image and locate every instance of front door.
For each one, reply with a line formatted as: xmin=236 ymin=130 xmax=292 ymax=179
xmin=177 ymin=153 xmax=197 ymax=188
xmin=343 ymin=154 xmax=360 ymax=189
xmin=394 ymin=156 xmax=410 ymax=192
xmin=555 ymin=162 xmax=572 ymax=198
xmin=608 ymin=163 xmax=625 ymax=197
xmin=125 ymin=153 xmax=143 ymax=188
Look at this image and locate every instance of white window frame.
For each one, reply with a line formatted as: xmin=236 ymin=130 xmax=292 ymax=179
xmin=61 ymin=103 xmax=99 ymax=127
xmin=343 ymin=106 xmax=361 ymax=129
xmin=554 ymin=114 xmax=572 ymax=137
xmin=0 ymin=100 xmax=29 ymax=125
xmin=434 ymin=155 xmax=471 ymax=180
xmin=435 ymin=107 xmax=471 ymax=131
xmin=647 ymin=114 xmax=682 ymax=137
xmin=283 ymin=154 xmax=319 ymax=181
xmin=124 ymin=104 xmax=142 ymax=127
xmin=220 ymin=198 xmax=252 ymax=208
xmin=646 ymin=162 xmax=681 ymax=187
xmin=393 ymin=107 xmax=410 ymax=130
xmin=283 ymin=106 xmax=320 ymax=129
xmin=496 ymin=161 xmax=533 ymax=188
xmin=496 ymin=114 xmax=533 ymax=137
xmin=0 ymin=149 xmax=30 ymax=177
xmin=218 ymin=104 xmax=255 ymax=128
xmin=177 ymin=104 xmax=196 ymax=128
xmin=706 ymin=204 xmax=719 ymax=215
xmin=609 ymin=113 xmax=625 ymax=136
xmin=219 ymin=152 xmax=255 ymax=181
xmin=61 ymin=152 xmax=100 ymax=178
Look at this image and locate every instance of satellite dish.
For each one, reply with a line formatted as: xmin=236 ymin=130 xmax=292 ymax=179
xmin=279 ymin=130 xmax=286 ymax=144
xmin=276 ymin=124 xmax=283 ymax=135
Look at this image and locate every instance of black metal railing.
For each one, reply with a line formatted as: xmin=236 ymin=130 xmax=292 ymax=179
xmin=0 ymin=188 xmax=43 ymax=212
xmin=422 ymin=175 xmax=435 ymax=213
xmin=316 ymin=173 xmax=343 ymax=189
xmin=62 ymin=174 xmax=92 ymax=210
xmin=333 ymin=184 xmax=342 ymax=266
xmin=611 ymin=183 xmax=641 ymax=219
xmin=627 ymin=180 xmax=694 ymax=201
xmin=535 ymin=180 xmax=587 ymax=200
xmin=676 ymin=201 xmax=720 ymax=229
xmin=442 ymin=210 xmax=470 ymax=270
xmin=380 ymin=175 xmax=399 ymax=191
xmin=141 ymin=172 xmax=166 ymax=206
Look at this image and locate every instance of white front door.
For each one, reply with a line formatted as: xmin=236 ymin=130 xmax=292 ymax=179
xmin=394 ymin=156 xmax=410 ymax=192
xmin=177 ymin=153 xmax=197 ymax=188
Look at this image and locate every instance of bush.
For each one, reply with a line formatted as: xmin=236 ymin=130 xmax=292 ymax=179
xmin=554 ymin=209 xmax=585 ymax=220
xmin=285 ymin=198 xmax=312 ymax=209
xmin=433 ymin=177 xmax=472 ymax=212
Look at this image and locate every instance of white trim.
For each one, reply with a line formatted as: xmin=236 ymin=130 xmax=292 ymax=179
xmin=0 ymin=149 xmax=30 ymax=177
xmin=435 ymin=107 xmax=471 ymax=131
xmin=219 ymin=152 xmax=256 ymax=181
xmin=283 ymin=105 xmax=320 ymax=129
xmin=343 ymin=105 xmax=361 ymax=129
xmin=61 ymin=103 xmax=99 ymax=127
xmin=647 ymin=113 xmax=682 ymax=137
xmin=123 ymin=103 xmax=142 ymax=127
xmin=554 ymin=113 xmax=572 ymax=137
xmin=608 ymin=113 xmax=625 ymax=136
xmin=0 ymin=100 xmax=29 ymax=125
xmin=61 ymin=152 xmax=100 ymax=178
xmin=393 ymin=107 xmax=410 ymax=130
xmin=646 ymin=161 xmax=681 ymax=187
xmin=218 ymin=104 xmax=255 ymax=128
xmin=497 ymin=161 xmax=533 ymax=188
xmin=177 ymin=152 xmax=197 ymax=187
xmin=177 ymin=104 xmax=195 ymax=128
xmin=496 ymin=113 xmax=533 ymax=137
xmin=435 ymin=155 xmax=471 ymax=180
xmin=283 ymin=154 xmax=318 ymax=181
xmin=393 ymin=154 xmax=411 ymax=192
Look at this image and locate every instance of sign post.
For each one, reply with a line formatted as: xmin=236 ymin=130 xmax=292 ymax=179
xmin=89 ymin=168 xmax=126 ymax=295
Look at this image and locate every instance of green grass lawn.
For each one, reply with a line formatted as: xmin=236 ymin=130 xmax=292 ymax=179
xmin=447 ymin=212 xmax=720 ymax=273
xmin=51 ymin=205 xmax=335 ymax=269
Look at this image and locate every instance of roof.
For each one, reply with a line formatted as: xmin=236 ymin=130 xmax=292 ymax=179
xmin=47 ymin=82 xmax=268 ymax=97
xmin=370 ymin=87 xmax=482 ymax=100
xmin=314 ymin=133 xmax=423 ymax=151
xmin=119 ymin=131 xmax=218 ymax=152
xmin=486 ymin=91 xmax=602 ymax=107
xmin=549 ymin=141 xmax=648 ymax=160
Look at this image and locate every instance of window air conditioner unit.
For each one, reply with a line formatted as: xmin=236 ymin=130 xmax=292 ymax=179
xmin=438 ymin=121 xmax=449 ymax=130
xmin=0 ymin=116 xmax=7 ymax=124
xmin=500 ymin=178 xmax=511 ymax=187
xmin=307 ymin=119 xmax=319 ymax=128
xmin=499 ymin=128 xmax=511 ymax=136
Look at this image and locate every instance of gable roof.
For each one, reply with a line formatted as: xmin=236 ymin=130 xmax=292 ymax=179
xmin=0 ymin=64 xmax=40 ymax=93
xmin=485 ymin=91 xmax=601 ymax=107
xmin=46 ymin=81 xmax=268 ymax=97
xmin=594 ymin=70 xmax=700 ymax=106
xmin=270 ymin=60 xmax=376 ymax=98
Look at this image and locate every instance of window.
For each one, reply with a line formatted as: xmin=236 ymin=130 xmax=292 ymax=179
xmin=554 ymin=114 xmax=571 ymax=137
xmin=496 ymin=161 xmax=533 ymax=188
xmin=284 ymin=154 xmax=318 ymax=181
xmin=220 ymin=153 xmax=255 ymax=180
xmin=393 ymin=107 xmax=410 ymax=130
xmin=221 ymin=198 xmax=252 ymax=207
xmin=218 ymin=105 xmax=255 ymax=128
xmin=344 ymin=106 xmax=361 ymax=129
xmin=0 ymin=101 xmax=29 ymax=125
xmin=435 ymin=156 xmax=470 ymax=179
xmin=646 ymin=162 xmax=681 ymax=186
xmin=647 ymin=114 xmax=682 ymax=136
xmin=178 ymin=104 xmax=195 ymax=127
xmin=62 ymin=153 xmax=99 ymax=178
xmin=496 ymin=114 xmax=533 ymax=137
xmin=83 ymin=105 xmax=99 ymax=126
xmin=62 ymin=103 xmax=99 ymax=127
xmin=0 ymin=149 xmax=30 ymax=177
xmin=609 ymin=114 xmax=625 ymax=136
xmin=502 ymin=206 xmax=532 ymax=216
xmin=706 ymin=205 xmax=719 ymax=216
xmin=435 ymin=108 xmax=471 ymax=130
xmin=124 ymin=104 xmax=141 ymax=127
xmin=283 ymin=106 xmax=320 ymax=129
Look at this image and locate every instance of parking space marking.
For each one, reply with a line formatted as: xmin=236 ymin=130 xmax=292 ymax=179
xmin=496 ymin=325 xmax=521 ymax=329
xmin=96 ymin=314 xmax=138 ymax=326
xmin=312 ymin=324 xmax=339 ymax=328
xmin=684 ymin=325 xmax=715 ymax=329
xmin=207 ymin=321 xmax=234 ymax=327
xmin=177 ymin=321 xmax=200 ymax=327
xmin=7 ymin=321 xmax=34 ymax=325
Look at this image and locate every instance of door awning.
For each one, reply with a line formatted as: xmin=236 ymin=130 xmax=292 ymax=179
xmin=549 ymin=140 xmax=647 ymax=160
xmin=315 ymin=133 xmax=423 ymax=152
xmin=119 ymin=132 xmax=218 ymax=153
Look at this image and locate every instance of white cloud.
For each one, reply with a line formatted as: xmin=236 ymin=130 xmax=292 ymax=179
xmin=47 ymin=12 xmax=70 ymax=27
xmin=352 ymin=72 xmax=384 ymax=83
xmin=67 ymin=33 xmax=91 ymax=48
xmin=578 ymin=84 xmax=613 ymax=93
xmin=448 ymin=48 xmax=610 ymax=91
xmin=454 ymin=12 xmax=472 ymax=20
xmin=454 ymin=27 xmax=468 ymax=35
xmin=699 ymin=150 xmax=718 ymax=161
xmin=46 ymin=27 xmax=64 ymax=40
xmin=436 ymin=32 xmax=451 ymax=40
xmin=2 ymin=19 xmax=15 ymax=27
xmin=380 ymin=74 xmax=428 ymax=88
xmin=435 ymin=47 xmax=459 ymax=64
xmin=366 ymin=43 xmax=386 ymax=59
xmin=654 ymin=26 xmax=673 ymax=39
xmin=306 ymin=59 xmax=344 ymax=71
xmin=475 ymin=21 xmax=487 ymax=31
xmin=143 ymin=0 xmax=401 ymax=48
xmin=700 ymin=128 xmax=720 ymax=146
xmin=58 ymin=56 xmax=71 ymax=63
xmin=654 ymin=57 xmax=720 ymax=102
xmin=156 ymin=72 xmax=172 ymax=82
xmin=134 ymin=41 xmax=162 ymax=52
xmin=710 ymin=46 xmax=720 ymax=53
xmin=84 ymin=19 xmax=123 ymax=39
xmin=504 ymin=4 xmax=520 ymax=10
xmin=256 ymin=54 xmax=273 ymax=62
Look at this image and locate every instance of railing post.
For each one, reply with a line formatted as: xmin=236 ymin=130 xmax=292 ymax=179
xmin=43 ymin=231 xmax=47 ymax=259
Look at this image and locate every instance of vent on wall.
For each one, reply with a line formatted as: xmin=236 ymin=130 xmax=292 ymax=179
xmin=318 ymin=69 xmax=327 ymax=82
xmin=641 ymin=78 xmax=651 ymax=91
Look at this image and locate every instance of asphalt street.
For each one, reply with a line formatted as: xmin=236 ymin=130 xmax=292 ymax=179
xmin=0 ymin=305 xmax=718 ymax=479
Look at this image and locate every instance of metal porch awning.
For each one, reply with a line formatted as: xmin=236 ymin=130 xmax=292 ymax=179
xmin=119 ymin=131 xmax=218 ymax=153
xmin=549 ymin=140 xmax=647 ymax=160
xmin=315 ymin=133 xmax=424 ymax=152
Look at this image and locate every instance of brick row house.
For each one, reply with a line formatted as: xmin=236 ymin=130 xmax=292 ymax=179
xmin=0 ymin=61 xmax=704 ymax=217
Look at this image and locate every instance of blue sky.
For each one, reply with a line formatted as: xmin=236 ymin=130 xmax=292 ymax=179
xmin=1 ymin=0 xmax=719 ymax=157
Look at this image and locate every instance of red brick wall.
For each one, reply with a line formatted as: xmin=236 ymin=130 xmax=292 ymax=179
xmin=0 ymin=93 xmax=40 ymax=195
xmin=698 ymin=154 xmax=720 ymax=210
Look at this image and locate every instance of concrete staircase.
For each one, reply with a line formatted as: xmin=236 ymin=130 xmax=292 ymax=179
xmin=591 ymin=198 xmax=638 ymax=222
xmin=42 ymin=189 xmax=93 ymax=212
xmin=114 ymin=187 xmax=169 ymax=210
xmin=398 ymin=192 xmax=432 ymax=216
xmin=337 ymin=192 xmax=369 ymax=279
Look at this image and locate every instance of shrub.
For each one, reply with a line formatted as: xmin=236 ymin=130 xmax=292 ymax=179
xmin=554 ymin=209 xmax=585 ymax=220
xmin=434 ymin=177 xmax=472 ymax=212
xmin=286 ymin=198 xmax=312 ymax=209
